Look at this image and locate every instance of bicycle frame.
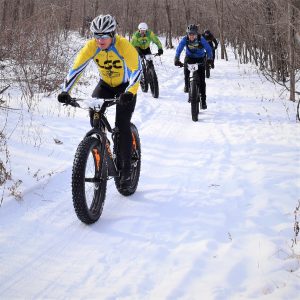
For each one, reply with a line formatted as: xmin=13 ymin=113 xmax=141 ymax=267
xmin=141 ymin=54 xmax=157 ymax=73
xmin=140 ymin=55 xmax=152 ymax=76
xmin=187 ymin=63 xmax=199 ymax=79
xmin=68 ymin=97 xmax=141 ymax=224
xmin=187 ymin=63 xmax=203 ymax=90
xmin=140 ymin=54 xmax=159 ymax=98
xmin=144 ymin=54 xmax=155 ymax=62
xmin=75 ymin=99 xmax=120 ymax=178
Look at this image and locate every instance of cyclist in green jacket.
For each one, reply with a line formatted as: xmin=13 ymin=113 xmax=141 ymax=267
xmin=131 ymin=23 xmax=163 ymax=57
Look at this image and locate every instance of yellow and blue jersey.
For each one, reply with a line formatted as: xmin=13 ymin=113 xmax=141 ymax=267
xmin=63 ymin=35 xmax=142 ymax=95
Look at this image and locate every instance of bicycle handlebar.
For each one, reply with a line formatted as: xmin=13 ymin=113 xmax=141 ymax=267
xmin=175 ymin=61 xmax=184 ymax=68
xmin=140 ymin=53 xmax=160 ymax=59
xmin=64 ymin=97 xmax=119 ymax=108
xmin=64 ymin=98 xmax=80 ymax=108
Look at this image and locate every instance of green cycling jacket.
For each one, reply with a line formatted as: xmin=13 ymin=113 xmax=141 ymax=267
xmin=131 ymin=30 xmax=162 ymax=50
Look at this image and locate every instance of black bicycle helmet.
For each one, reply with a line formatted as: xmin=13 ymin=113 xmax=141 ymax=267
xmin=204 ymin=29 xmax=211 ymax=37
xmin=186 ymin=24 xmax=198 ymax=35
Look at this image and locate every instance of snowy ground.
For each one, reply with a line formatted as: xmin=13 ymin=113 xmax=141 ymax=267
xmin=0 ymin=41 xmax=300 ymax=299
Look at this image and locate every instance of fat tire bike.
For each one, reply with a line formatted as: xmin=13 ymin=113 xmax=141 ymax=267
xmin=140 ymin=54 xmax=159 ymax=98
xmin=65 ymin=98 xmax=141 ymax=224
xmin=187 ymin=62 xmax=206 ymax=122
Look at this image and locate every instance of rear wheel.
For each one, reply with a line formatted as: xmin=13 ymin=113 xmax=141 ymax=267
xmin=148 ymin=66 xmax=159 ymax=98
xmin=72 ymin=136 xmax=107 ymax=224
xmin=114 ymin=123 xmax=141 ymax=196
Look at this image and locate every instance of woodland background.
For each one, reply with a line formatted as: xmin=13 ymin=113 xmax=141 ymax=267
xmin=0 ymin=0 xmax=300 ymax=191
xmin=0 ymin=0 xmax=299 ymax=99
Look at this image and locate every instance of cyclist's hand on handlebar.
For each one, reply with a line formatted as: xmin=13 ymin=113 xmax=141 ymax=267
xmin=174 ymin=57 xmax=184 ymax=68
xmin=136 ymin=47 xmax=144 ymax=58
xmin=157 ymin=48 xmax=163 ymax=56
xmin=119 ymin=92 xmax=134 ymax=106
xmin=207 ymin=59 xmax=213 ymax=67
xmin=57 ymin=91 xmax=71 ymax=104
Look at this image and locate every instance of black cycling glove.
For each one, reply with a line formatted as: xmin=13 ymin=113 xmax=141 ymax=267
xmin=158 ymin=48 xmax=163 ymax=56
xmin=57 ymin=92 xmax=71 ymax=104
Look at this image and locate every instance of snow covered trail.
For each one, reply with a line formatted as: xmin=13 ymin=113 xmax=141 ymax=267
xmin=0 ymin=46 xmax=300 ymax=299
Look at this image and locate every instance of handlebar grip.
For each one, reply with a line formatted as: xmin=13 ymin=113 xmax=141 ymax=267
xmin=63 ymin=98 xmax=80 ymax=108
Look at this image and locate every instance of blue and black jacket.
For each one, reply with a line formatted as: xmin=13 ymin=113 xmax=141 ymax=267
xmin=175 ymin=34 xmax=213 ymax=60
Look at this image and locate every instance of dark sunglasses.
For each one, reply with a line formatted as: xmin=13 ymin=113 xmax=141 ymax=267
xmin=94 ymin=32 xmax=114 ymax=39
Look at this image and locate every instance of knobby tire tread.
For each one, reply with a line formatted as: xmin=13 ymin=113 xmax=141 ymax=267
xmin=72 ymin=136 xmax=107 ymax=224
xmin=114 ymin=123 xmax=141 ymax=196
xmin=148 ymin=67 xmax=159 ymax=98
xmin=189 ymin=78 xmax=199 ymax=122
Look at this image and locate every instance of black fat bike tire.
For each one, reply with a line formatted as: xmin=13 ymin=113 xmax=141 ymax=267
xmin=148 ymin=67 xmax=159 ymax=98
xmin=140 ymin=72 xmax=149 ymax=93
xmin=114 ymin=123 xmax=141 ymax=196
xmin=72 ymin=136 xmax=107 ymax=224
xmin=189 ymin=78 xmax=200 ymax=122
xmin=140 ymin=59 xmax=149 ymax=93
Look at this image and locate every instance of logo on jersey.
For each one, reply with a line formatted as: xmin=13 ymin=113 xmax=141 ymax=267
xmin=95 ymin=59 xmax=122 ymax=78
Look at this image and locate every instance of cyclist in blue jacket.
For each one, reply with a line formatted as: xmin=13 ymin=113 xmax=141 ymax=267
xmin=174 ymin=24 xmax=212 ymax=109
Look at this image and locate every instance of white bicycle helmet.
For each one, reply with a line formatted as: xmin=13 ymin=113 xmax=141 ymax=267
xmin=138 ymin=22 xmax=148 ymax=31
xmin=90 ymin=14 xmax=117 ymax=37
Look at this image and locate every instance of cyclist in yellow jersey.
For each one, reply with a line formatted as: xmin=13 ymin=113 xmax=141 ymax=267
xmin=58 ymin=14 xmax=142 ymax=186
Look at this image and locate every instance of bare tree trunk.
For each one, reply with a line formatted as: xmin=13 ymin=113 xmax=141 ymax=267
xmin=165 ymin=0 xmax=173 ymax=48
xmin=152 ymin=0 xmax=158 ymax=33
xmin=63 ymin=0 xmax=73 ymax=40
xmin=1 ymin=0 xmax=8 ymax=31
xmin=214 ymin=0 xmax=227 ymax=60
xmin=94 ymin=0 xmax=99 ymax=14
xmin=182 ymin=0 xmax=190 ymax=25
xmin=23 ymin=0 xmax=35 ymax=18
xmin=288 ymin=1 xmax=296 ymax=101
xmin=12 ymin=0 xmax=20 ymax=22
xmin=80 ymin=0 xmax=87 ymax=36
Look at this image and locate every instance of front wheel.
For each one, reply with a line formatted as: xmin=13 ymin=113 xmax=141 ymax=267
xmin=72 ymin=136 xmax=107 ymax=224
xmin=148 ymin=66 xmax=159 ymax=98
xmin=189 ymin=78 xmax=200 ymax=122
xmin=114 ymin=123 xmax=141 ymax=196
xmin=140 ymin=69 xmax=149 ymax=93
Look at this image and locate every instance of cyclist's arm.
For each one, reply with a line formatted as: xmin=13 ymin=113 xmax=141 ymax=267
xmin=150 ymin=31 xmax=162 ymax=49
xmin=63 ymin=40 xmax=97 ymax=93
xmin=120 ymin=38 xmax=142 ymax=95
xmin=131 ymin=32 xmax=140 ymax=48
xmin=200 ymin=36 xmax=213 ymax=60
xmin=175 ymin=37 xmax=186 ymax=59
xmin=212 ymin=37 xmax=218 ymax=49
